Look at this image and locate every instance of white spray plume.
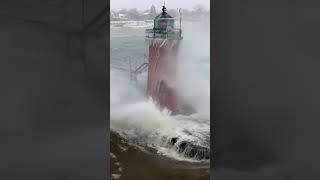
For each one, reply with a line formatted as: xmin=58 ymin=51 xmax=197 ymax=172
xmin=177 ymin=21 xmax=210 ymax=119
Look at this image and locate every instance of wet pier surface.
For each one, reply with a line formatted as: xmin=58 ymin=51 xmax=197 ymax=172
xmin=110 ymin=131 xmax=210 ymax=180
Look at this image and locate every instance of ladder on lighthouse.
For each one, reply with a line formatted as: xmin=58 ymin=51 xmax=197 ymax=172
xmin=130 ymin=54 xmax=148 ymax=85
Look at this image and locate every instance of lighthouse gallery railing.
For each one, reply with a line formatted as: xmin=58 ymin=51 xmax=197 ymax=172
xmin=145 ymin=28 xmax=182 ymax=40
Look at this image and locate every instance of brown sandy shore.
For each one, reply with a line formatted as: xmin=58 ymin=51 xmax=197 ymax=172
xmin=110 ymin=131 xmax=210 ymax=180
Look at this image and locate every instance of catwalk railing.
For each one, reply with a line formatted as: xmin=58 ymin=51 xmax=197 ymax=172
xmin=145 ymin=28 xmax=183 ymax=40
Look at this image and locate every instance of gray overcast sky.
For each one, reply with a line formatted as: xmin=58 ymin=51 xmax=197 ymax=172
xmin=111 ymin=0 xmax=210 ymax=11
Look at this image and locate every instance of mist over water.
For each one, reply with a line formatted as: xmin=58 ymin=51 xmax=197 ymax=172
xmin=177 ymin=21 xmax=210 ymax=118
xmin=110 ymin=21 xmax=210 ymax=162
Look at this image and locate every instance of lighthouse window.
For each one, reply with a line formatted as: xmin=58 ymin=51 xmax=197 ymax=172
xmin=159 ymin=21 xmax=167 ymax=28
xmin=168 ymin=19 xmax=175 ymax=28
xmin=155 ymin=19 xmax=175 ymax=29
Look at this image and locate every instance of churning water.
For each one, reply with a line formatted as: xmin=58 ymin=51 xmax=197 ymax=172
xmin=110 ymin=21 xmax=210 ymax=180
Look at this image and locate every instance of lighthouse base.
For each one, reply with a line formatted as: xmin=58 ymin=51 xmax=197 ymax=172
xmin=171 ymin=105 xmax=197 ymax=116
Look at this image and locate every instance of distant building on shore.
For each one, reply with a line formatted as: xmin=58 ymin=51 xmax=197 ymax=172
xmin=110 ymin=4 xmax=209 ymax=22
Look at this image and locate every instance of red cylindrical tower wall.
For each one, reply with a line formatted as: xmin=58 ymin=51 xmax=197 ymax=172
xmin=147 ymin=40 xmax=180 ymax=112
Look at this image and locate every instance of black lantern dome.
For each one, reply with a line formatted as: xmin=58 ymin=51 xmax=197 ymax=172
xmin=154 ymin=6 xmax=175 ymax=30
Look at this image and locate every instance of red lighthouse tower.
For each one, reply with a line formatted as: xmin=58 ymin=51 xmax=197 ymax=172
xmin=145 ymin=6 xmax=183 ymax=112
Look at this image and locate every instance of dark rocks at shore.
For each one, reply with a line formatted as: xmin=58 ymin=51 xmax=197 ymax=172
xmin=170 ymin=137 xmax=210 ymax=160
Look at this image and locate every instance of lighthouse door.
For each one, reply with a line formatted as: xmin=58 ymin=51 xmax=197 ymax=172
xmin=157 ymin=80 xmax=175 ymax=111
xmin=157 ymin=81 xmax=166 ymax=108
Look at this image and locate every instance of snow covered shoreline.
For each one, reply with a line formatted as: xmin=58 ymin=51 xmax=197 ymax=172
xmin=110 ymin=20 xmax=153 ymax=29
